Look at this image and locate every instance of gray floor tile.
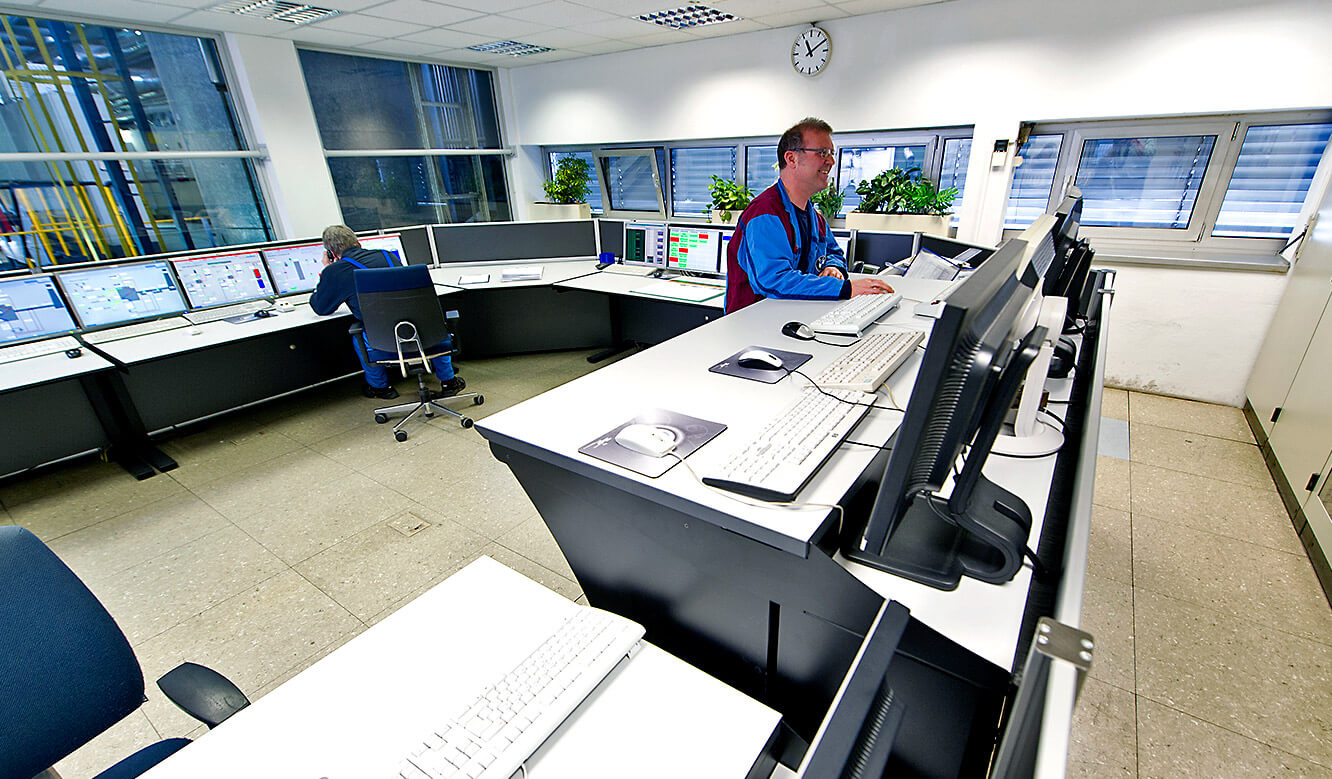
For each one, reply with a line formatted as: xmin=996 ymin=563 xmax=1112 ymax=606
xmin=309 ymin=414 xmax=445 ymax=468
xmin=1102 ymin=388 xmax=1129 ymax=422
xmin=1131 ymin=511 xmax=1332 ymax=644
xmin=1137 ymin=697 xmax=1332 ymax=778
xmin=1134 ymin=588 xmax=1332 ymax=765
xmin=261 ymin=391 xmax=385 ymax=445
xmin=483 ymin=543 xmax=582 ymax=602
xmin=1067 ymin=676 xmax=1137 ymax=778
xmin=1 ymin=459 xmax=186 ymax=541
xmin=1088 ymin=505 xmax=1133 ymax=586
xmin=1099 ymin=418 xmax=1130 ymax=460
xmin=162 ymin=422 xmax=304 ymax=489
xmin=53 ymin=710 xmax=162 ymax=779
xmin=1095 ymin=456 xmax=1131 ymax=511
xmin=495 ymin=515 xmax=577 ymax=582
xmin=1128 ymin=423 xmax=1271 ymax=489
xmin=191 ymin=448 xmax=358 ymax=523
xmin=1128 ymin=393 xmax=1254 ymax=444
xmin=1080 ymin=572 xmax=1135 ymax=691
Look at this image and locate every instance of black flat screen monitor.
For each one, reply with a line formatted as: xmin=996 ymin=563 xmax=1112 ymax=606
xmin=844 ymin=237 xmax=1042 ymax=589
xmin=56 ymin=260 xmax=188 ymax=329
xmin=171 ymin=250 xmax=273 ymax=310
xmin=623 ymin=222 xmax=669 ymax=268
xmin=1043 ymin=195 xmax=1084 ymax=296
xmin=0 ymin=275 xmax=78 ymax=345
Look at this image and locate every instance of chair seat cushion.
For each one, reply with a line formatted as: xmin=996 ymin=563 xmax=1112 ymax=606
xmin=91 ymin=737 xmax=191 ymax=779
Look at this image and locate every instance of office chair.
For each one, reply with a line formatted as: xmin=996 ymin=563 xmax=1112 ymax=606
xmin=0 ymin=525 xmax=250 ymax=779
xmin=350 ymin=265 xmax=483 ymax=440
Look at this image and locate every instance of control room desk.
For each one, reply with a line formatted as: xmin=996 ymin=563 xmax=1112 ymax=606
xmin=0 ymin=349 xmax=116 ymax=479
xmin=553 ymin=267 xmax=724 ymax=350
xmin=476 ymin=277 xmax=1105 ymax=773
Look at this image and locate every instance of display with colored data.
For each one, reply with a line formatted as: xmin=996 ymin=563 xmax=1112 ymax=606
xmin=623 ymin=222 xmax=669 ymax=268
xmin=262 ymin=242 xmax=326 ymax=295
xmin=56 ymin=260 xmax=188 ymax=328
xmin=0 ymin=275 xmax=77 ymax=344
xmin=171 ymin=251 xmax=273 ymax=309
xmin=667 ymin=227 xmax=724 ymax=275
xmin=359 ymin=234 xmax=406 ymax=265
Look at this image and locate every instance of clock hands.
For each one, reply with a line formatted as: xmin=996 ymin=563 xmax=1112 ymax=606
xmin=804 ymin=39 xmax=814 ymax=56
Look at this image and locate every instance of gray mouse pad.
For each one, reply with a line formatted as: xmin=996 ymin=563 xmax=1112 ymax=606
xmin=579 ymin=409 xmax=726 ymax=478
xmin=709 ymin=346 xmax=811 ymax=384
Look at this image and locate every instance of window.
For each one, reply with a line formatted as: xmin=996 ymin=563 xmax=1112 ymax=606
xmin=0 ymin=16 xmax=271 ymax=269
xmin=1213 ymin=123 xmax=1332 ymax=237
xmin=745 ymin=145 xmax=778 ymax=191
xmin=671 ymin=147 xmax=736 ymax=217
xmin=299 ymin=50 xmax=510 ymax=230
xmin=1075 ymin=135 xmax=1217 ymax=229
xmin=1005 ymin=135 xmax=1063 ymax=229
xmin=547 ymin=151 xmax=602 ymax=214
xmin=938 ymin=138 xmax=971 ymax=226
xmin=593 ymin=149 xmax=666 ymax=219
xmin=837 ymin=144 xmax=929 ymax=215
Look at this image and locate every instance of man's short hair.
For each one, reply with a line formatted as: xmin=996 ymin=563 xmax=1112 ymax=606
xmin=322 ymin=225 xmax=360 ymax=256
xmin=777 ymin=117 xmax=834 ymax=169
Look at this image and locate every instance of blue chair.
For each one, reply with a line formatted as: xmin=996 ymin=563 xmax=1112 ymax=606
xmin=349 ymin=265 xmax=483 ymax=440
xmin=0 ymin=526 xmax=249 ymax=779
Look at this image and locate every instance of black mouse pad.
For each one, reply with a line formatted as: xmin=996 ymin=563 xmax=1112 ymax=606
xmin=709 ymin=346 xmax=811 ymax=384
xmin=579 ymin=410 xmax=726 ymax=478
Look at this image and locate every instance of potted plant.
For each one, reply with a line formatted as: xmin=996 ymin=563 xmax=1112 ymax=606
xmin=809 ymin=184 xmax=844 ymax=223
xmin=532 ymin=154 xmax=593 ymax=220
xmin=707 ymin=175 xmax=753 ymax=225
xmin=845 ymin=167 xmax=956 ymax=235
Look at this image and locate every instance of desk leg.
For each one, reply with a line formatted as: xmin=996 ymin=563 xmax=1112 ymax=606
xmin=84 ymin=371 xmax=177 ymax=480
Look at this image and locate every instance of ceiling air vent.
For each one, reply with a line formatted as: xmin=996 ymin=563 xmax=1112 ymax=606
xmin=208 ymin=0 xmax=341 ymax=25
xmin=636 ymin=4 xmax=738 ymax=29
xmin=466 ymin=41 xmax=554 ymax=56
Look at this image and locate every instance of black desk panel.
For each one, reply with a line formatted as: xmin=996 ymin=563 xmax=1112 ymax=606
xmin=451 ymin=286 xmax=612 ymax=357
xmin=0 ymin=377 xmax=109 ymax=478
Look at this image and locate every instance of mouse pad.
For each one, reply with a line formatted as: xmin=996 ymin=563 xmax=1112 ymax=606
xmin=709 ymin=346 xmax=811 ymax=384
xmin=579 ymin=410 xmax=726 ymax=478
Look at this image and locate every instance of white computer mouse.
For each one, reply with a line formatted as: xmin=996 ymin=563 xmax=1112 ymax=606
xmin=736 ymin=349 xmax=784 ymax=371
xmin=614 ymin=424 xmax=679 ymax=457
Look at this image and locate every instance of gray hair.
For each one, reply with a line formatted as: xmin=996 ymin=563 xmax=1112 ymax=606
xmin=321 ymin=224 xmax=360 ymax=256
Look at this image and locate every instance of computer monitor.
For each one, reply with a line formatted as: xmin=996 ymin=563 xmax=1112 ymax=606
xmin=0 ymin=275 xmax=78 ymax=345
xmin=844 ymin=238 xmax=1043 ymax=590
xmin=831 ymin=230 xmax=852 ymax=259
xmin=359 ymin=233 xmax=406 ymax=264
xmin=623 ymin=222 xmax=669 ymax=268
xmin=171 ymin=251 xmax=273 ymax=310
xmin=56 ymin=260 xmax=188 ymax=329
xmin=261 ymin=242 xmax=325 ymax=296
xmin=666 ymin=226 xmax=724 ymax=275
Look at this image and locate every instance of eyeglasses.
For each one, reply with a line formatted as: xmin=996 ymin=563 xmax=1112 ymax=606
xmin=790 ymin=147 xmax=837 ymax=160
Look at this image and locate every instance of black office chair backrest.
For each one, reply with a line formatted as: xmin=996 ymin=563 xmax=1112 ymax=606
xmin=0 ymin=525 xmax=146 ymax=778
xmin=353 ymin=265 xmax=449 ymax=355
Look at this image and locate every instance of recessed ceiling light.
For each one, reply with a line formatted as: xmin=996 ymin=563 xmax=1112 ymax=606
xmin=466 ymin=41 xmax=555 ymax=56
xmin=208 ymin=0 xmax=341 ymax=25
xmin=636 ymin=4 xmax=738 ymax=29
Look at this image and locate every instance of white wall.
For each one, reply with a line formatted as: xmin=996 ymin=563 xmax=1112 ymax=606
xmin=502 ymin=0 xmax=1332 ymax=405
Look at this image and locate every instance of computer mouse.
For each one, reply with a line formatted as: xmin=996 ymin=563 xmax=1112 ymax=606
xmin=64 ymin=347 xmax=82 ymax=359
xmin=736 ymin=349 xmax=785 ymax=371
xmin=781 ymin=321 xmax=815 ymax=340
xmin=254 ymin=309 xmax=274 ymax=319
xmin=614 ymin=424 xmax=679 ymax=457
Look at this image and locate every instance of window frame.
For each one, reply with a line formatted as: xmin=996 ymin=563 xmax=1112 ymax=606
xmin=593 ymin=148 xmax=668 ymax=220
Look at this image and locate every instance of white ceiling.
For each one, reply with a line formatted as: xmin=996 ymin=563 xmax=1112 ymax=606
xmin=9 ymin=0 xmax=948 ymax=69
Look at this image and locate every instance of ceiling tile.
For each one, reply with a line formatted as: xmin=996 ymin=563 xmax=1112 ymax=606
xmin=354 ymin=39 xmax=451 ymax=57
xmin=571 ymin=39 xmax=641 ymax=55
xmin=513 ymin=1 xmax=618 ymax=27
xmin=308 ymin=13 xmax=428 ymax=37
xmin=167 ymin=10 xmax=296 ymax=36
xmin=278 ymin=27 xmax=381 ymax=46
xmin=830 ymin=0 xmax=946 ymax=13
xmin=440 ymin=0 xmax=544 ymax=12
xmin=450 ymin=15 xmax=547 ymax=39
xmin=38 ymin=0 xmax=195 ymax=24
xmin=294 ymin=0 xmax=389 ymax=10
xmin=715 ymin=0 xmax=830 ymax=17
xmin=685 ymin=18 xmax=767 ymax=37
xmin=623 ymin=28 xmax=696 ymax=46
xmin=397 ymin=27 xmax=492 ymax=48
xmin=360 ymin=0 xmax=484 ymax=26
xmin=520 ymin=28 xmax=611 ymax=48
xmin=566 ymin=0 xmax=681 ymax=14
xmin=576 ymin=16 xmax=662 ymax=38
xmin=751 ymin=7 xmax=850 ymax=28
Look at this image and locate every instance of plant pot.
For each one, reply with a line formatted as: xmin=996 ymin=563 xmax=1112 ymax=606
xmin=845 ymin=212 xmax=950 ymax=236
xmin=709 ymin=209 xmax=740 ymax=226
xmin=530 ymin=202 xmax=592 ymax=221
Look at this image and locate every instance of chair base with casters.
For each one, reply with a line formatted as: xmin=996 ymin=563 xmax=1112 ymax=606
xmin=351 ymin=321 xmax=483 ymax=439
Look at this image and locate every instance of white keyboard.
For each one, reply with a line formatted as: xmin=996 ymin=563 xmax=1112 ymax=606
xmin=814 ymin=329 xmax=925 ymax=392
xmin=0 ymin=335 xmax=80 ymax=364
xmin=184 ymin=300 xmax=271 ymax=324
xmin=83 ymin=317 xmax=190 ymax=343
xmin=500 ymin=266 xmax=543 ymax=282
xmin=702 ymin=387 xmax=873 ymax=502
xmin=397 ymin=607 xmax=644 ymax=779
xmin=808 ymin=292 xmax=903 ymax=335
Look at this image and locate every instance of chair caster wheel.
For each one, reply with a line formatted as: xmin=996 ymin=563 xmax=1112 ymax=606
xmin=394 ymin=430 xmax=408 ymax=442
xmin=474 ymin=395 xmax=484 ymax=406
xmin=461 ymin=418 xmax=473 ymax=429
xmin=374 ymin=414 xmax=388 ymax=424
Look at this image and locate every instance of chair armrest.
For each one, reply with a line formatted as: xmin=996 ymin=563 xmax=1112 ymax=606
xmin=157 ymin=662 xmax=251 ymax=729
xmin=348 ymin=321 xmax=364 ymax=337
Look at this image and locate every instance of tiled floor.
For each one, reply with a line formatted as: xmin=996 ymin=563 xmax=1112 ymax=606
xmin=1067 ymin=388 xmax=1332 ymax=778
xmin=4 ymin=356 xmax=1329 ymax=777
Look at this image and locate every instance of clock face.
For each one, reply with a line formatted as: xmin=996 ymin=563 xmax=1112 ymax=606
xmin=791 ymin=27 xmax=831 ymax=76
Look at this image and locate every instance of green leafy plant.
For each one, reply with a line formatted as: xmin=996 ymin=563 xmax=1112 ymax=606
xmin=708 ymin=175 xmax=754 ymax=222
xmin=809 ymin=185 xmax=844 ymax=221
xmin=853 ymin=167 xmax=957 ymax=215
xmin=542 ymin=155 xmax=592 ymax=204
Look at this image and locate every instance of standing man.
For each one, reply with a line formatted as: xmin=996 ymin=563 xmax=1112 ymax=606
xmin=310 ymin=224 xmax=464 ymax=400
xmin=726 ymin=117 xmax=894 ymax=313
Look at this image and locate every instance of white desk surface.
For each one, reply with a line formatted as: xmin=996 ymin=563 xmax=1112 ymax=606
xmin=478 ymin=276 xmax=1071 ymax=671
xmin=93 ymin=306 xmax=354 ymax=365
xmin=430 ymin=257 xmax=602 ymax=291
xmin=555 ymin=267 xmax=726 ymax=309
xmin=141 ymin=556 xmax=779 ymax=779
xmin=0 ymin=348 xmax=113 ymax=393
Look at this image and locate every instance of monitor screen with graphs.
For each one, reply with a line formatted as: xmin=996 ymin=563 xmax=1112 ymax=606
xmin=171 ymin=251 xmax=274 ymax=309
xmin=0 ymin=275 xmax=78 ymax=344
xmin=56 ymin=260 xmax=188 ymax=329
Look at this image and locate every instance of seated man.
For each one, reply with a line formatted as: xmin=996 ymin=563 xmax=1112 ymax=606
xmin=310 ymin=224 xmax=464 ymax=400
xmin=726 ymin=117 xmax=895 ymax=313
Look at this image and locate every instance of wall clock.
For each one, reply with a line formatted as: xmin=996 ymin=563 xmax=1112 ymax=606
xmin=791 ymin=26 xmax=831 ymax=77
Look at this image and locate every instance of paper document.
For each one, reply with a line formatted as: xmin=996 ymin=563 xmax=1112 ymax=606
xmin=500 ymin=266 xmax=544 ymax=282
xmin=903 ymin=249 xmax=964 ymax=281
xmin=635 ymin=279 xmax=724 ymax=303
xmin=458 ymin=273 xmax=490 ymax=285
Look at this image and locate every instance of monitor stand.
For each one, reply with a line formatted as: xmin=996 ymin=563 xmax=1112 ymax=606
xmin=993 ymin=296 xmax=1067 ymax=457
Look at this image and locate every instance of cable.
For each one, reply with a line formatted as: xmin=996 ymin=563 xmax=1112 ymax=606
xmin=788 ymin=368 xmax=904 ymax=412
xmin=666 ymin=452 xmax=845 ymax=533
xmin=1038 ymin=407 xmax=1065 ymax=433
xmin=844 ymin=439 xmax=891 ymax=451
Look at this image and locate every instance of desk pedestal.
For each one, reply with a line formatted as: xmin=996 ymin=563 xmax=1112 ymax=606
xmin=0 ymin=376 xmax=108 ymax=478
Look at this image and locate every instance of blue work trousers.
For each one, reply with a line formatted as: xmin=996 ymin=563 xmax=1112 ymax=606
xmin=354 ymin=333 xmax=454 ymax=388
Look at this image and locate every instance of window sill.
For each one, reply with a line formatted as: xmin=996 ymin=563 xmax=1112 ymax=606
xmin=1090 ymin=242 xmax=1290 ymax=273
